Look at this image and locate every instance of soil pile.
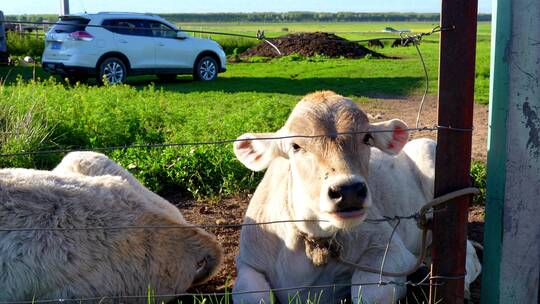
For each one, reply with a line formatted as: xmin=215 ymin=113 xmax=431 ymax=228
xmin=241 ymin=32 xmax=385 ymax=58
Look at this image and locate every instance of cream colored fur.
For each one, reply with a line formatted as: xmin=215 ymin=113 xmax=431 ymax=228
xmin=370 ymin=138 xmax=481 ymax=298
xmin=0 ymin=152 xmax=222 ymax=302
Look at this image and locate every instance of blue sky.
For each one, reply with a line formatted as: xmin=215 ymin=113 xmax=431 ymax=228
xmin=1 ymin=0 xmax=492 ymax=15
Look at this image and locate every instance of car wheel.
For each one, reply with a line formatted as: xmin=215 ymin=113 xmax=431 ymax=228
xmin=99 ymin=57 xmax=127 ymax=85
xmin=193 ymin=56 xmax=218 ymax=81
xmin=157 ymin=74 xmax=178 ymax=82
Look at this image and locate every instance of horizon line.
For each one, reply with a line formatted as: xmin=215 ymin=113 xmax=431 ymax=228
xmin=4 ymin=11 xmax=493 ymax=16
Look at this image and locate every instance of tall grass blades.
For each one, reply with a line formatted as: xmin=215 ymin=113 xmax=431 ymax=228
xmin=0 ymin=103 xmax=50 ymax=168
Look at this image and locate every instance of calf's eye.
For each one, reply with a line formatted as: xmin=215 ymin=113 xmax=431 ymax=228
xmin=363 ymin=134 xmax=374 ymax=146
xmin=291 ymin=143 xmax=302 ymax=152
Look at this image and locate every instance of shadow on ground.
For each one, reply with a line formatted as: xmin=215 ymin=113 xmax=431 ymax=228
xmin=0 ymin=66 xmax=422 ymax=98
xmin=140 ymin=76 xmax=423 ymax=98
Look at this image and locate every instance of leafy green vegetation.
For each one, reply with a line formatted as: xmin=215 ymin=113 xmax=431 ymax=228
xmin=471 ymin=161 xmax=487 ymax=205
xmin=0 ymin=103 xmax=50 ymax=168
xmin=5 ymin=33 xmax=45 ymax=60
xmin=0 ymin=78 xmax=296 ymax=197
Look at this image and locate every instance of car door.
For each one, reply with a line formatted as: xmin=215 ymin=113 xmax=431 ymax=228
xmin=102 ymin=19 xmax=154 ymax=69
xmin=148 ymin=21 xmax=194 ymax=69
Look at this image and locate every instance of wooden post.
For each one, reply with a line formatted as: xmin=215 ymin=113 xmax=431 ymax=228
xmin=430 ymin=0 xmax=478 ymax=303
xmin=481 ymin=0 xmax=540 ymax=302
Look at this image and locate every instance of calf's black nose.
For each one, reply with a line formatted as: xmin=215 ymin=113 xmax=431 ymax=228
xmin=328 ymin=182 xmax=368 ymax=211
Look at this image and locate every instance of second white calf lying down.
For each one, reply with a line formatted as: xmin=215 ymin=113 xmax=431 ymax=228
xmin=0 ymin=152 xmax=222 ymax=303
xmin=369 ymin=137 xmax=481 ymax=299
xmin=232 ymin=91 xmax=481 ymax=303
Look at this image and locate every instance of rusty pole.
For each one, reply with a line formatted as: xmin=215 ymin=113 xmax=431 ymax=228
xmin=430 ymin=0 xmax=478 ymax=303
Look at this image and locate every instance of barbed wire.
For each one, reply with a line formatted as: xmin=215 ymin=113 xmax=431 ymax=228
xmin=0 ymin=187 xmax=478 ymax=280
xmin=0 ymin=21 xmax=474 ymax=302
xmin=0 ymin=279 xmax=443 ymax=304
xmin=0 ymin=124 xmax=477 ymax=159
xmin=0 ymin=213 xmax=431 ymax=232
xmin=0 ymin=188 xmax=475 ymax=304
xmin=0 ymin=23 xmax=464 ymax=160
xmin=0 ymin=20 xmax=447 ymax=44
xmin=1 ymin=21 xmax=455 ymax=136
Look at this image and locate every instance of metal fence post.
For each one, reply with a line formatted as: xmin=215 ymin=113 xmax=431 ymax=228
xmin=430 ymin=0 xmax=478 ymax=303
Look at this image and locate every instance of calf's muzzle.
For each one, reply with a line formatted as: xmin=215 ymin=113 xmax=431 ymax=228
xmin=328 ymin=181 xmax=368 ymax=212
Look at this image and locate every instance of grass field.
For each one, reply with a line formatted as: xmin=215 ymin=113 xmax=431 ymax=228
xmin=199 ymin=21 xmax=492 ymax=103
xmin=5 ymin=22 xmax=492 ymax=102
xmin=0 ymin=21 xmax=491 ymax=198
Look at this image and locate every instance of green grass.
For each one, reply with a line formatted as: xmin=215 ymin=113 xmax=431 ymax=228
xmin=0 ymin=21 xmax=490 ymax=198
xmin=181 ymin=21 xmax=447 ymax=35
xmin=0 ymin=103 xmax=50 ymax=168
xmin=0 ymin=78 xmax=295 ymax=197
xmin=4 ymin=21 xmax=491 ymax=102
xmin=471 ymin=161 xmax=487 ymax=205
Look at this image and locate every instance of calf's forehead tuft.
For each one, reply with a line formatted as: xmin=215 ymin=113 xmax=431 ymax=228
xmin=287 ymin=91 xmax=369 ymax=135
xmin=301 ymin=90 xmax=344 ymax=103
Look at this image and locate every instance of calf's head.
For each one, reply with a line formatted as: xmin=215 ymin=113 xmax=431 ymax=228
xmin=234 ymin=91 xmax=409 ymax=236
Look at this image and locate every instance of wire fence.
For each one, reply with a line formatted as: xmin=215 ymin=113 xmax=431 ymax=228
xmin=0 ymin=20 xmax=476 ymax=303
xmin=0 ymin=124 xmax=473 ymax=159
xmin=0 ymin=280 xmax=441 ymax=304
xmin=0 ymin=126 xmax=449 ymax=158
xmin=1 ymin=20 xmax=449 ymax=41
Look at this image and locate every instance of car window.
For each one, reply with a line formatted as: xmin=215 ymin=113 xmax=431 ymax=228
xmin=148 ymin=21 xmax=177 ymax=39
xmin=102 ymin=19 xmax=152 ymax=37
xmin=52 ymin=17 xmax=90 ymax=33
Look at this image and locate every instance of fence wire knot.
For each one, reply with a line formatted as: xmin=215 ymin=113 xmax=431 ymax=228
xmin=256 ymin=29 xmax=266 ymax=40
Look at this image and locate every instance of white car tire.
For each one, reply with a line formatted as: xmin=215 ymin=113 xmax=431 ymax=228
xmin=193 ymin=56 xmax=218 ymax=81
xmin=99 ymin=57 xmax=127 ymax=85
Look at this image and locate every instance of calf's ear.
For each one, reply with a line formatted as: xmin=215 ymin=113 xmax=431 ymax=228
xmin=233 ymin=133 xmax=282 ymax=171
xmin=368 ymin=119 xmax=409 ymax=155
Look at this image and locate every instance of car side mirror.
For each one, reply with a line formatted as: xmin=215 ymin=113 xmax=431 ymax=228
xmin=176 ymin=31 xmax=188 ymax=40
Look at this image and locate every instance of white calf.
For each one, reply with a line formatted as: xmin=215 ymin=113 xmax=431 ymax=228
xmin=0 ymin=152 xmax=222 ymax=302
xmin=233 ymin=91 xmax=417 ymax=303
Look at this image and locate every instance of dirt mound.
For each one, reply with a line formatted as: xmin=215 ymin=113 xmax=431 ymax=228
xmin=241 ymin=32 xmax=385 ymax=58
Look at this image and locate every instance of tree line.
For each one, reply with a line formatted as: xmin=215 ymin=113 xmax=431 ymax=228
xmin=5 ymin=12 xmax=491 ymax=23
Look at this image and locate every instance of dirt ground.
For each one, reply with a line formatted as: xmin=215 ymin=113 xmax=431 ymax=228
xmin=241 ymin=32 xmax=384 ymax=58
xmin=169 ymin=96 xmax=489 ymax=303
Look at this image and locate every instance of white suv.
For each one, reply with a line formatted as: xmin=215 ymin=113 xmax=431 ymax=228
xmin=42 ymin=12 xmax=227 ymax=84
